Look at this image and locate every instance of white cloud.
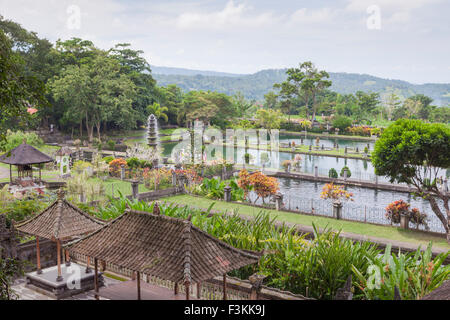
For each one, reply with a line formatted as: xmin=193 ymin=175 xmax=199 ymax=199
xmin=289 ymin=8 xmax=337 ymax=24
xmin=175 ymin=0 xmax=279 ymax=30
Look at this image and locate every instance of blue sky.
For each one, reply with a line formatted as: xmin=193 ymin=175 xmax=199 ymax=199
xmin=1 ymin=0 xmax=449 ymax=83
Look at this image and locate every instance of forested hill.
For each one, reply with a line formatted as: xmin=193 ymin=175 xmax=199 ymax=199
xmin=151 ymin=66 xmax=450 ymax=106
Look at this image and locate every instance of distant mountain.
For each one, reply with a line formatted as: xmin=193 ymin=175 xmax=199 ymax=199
xmin=151 ymin=65 xmax=244 ymax=78
xmin=151 ymin=66 xmax=450 ymax=106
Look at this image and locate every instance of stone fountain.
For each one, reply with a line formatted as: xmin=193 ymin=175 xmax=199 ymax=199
xmin=147 ymin=114 xmax=159 ymax=149
xmin=147 ymin=114 xmax=160 ymax=168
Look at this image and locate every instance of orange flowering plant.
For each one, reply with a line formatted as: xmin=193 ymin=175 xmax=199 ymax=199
xmin=237 ymin=169 xmax=279 ymax=204
xmin=320 ymin=183 xmax=354 ymax=204
xmin=108 ymin=158 xmax=128 ymax=177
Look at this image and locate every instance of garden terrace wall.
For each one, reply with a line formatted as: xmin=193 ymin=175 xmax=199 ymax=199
xmin=16 ymin=238 xmax=58 ymax=272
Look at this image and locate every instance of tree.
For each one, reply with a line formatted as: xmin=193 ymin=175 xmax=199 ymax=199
xmin=255 ymin=109 xmax=282 ymax=132
xmin=50 ymin=51 xmax=136 ymax=141
xmin=147 ymin=102 xmax=168 ymax=122
xmin=372 ymin=119 xmax=450 ymax=242
xmin=276 ymin=61 xmax=332 ymax=121
xmin=156 ymin=84 xmax=185 ymax=125
xmin=264 ymin=91 xmax=278 ymax=110
xmin=232 ymin=92 xmax=255 ymax=118
xmin=0 ymin=29 xmax=47 ymax=143
xmin=248 ymin=171 xmax=279 ymax=204
xmin=410 ymin=94 xmax=433 ymax=120
xmin=332 ymin=116 xmax=352 ymax=132
xmin=0 ymin=257 xmax=24 ymax=300
xmin=355 ymin=91 xmax=380 ymax=119
xmin=384 ymin=92 xmax=402 ymax=121
xmin=403 ymin=98 xmax=423 ymax=119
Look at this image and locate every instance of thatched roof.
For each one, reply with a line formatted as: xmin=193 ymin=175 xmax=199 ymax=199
xmin=68 ymin=209 xmax=260 ymax=284
xmin=422 ymin=280 xmax=450 ymax=300
xmin=16 ymin=193 xmax=104 ymax=241
xmin=0 ymin=142 xmax=53 ymax=165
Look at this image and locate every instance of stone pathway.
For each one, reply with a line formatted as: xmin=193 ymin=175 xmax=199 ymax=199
xmin=0 ymin=165 xmax=9 ymax=180
xmin=12 ymin=275 xmax=122 ymax=300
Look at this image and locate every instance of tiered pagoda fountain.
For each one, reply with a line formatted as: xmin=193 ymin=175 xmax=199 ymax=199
xmin=147 ymin=114 xmax=160 ymax=167
xmin=147 ymin=114 xmax=159 ymax=149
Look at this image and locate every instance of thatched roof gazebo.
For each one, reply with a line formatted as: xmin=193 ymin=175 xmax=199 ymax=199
xmin=67 ymin=205 xmax=261 ymax=300
xmin=15 ymin=190 xmax=104 ymax=282
xmin=0 ymin=140 xmax=53 ymax=185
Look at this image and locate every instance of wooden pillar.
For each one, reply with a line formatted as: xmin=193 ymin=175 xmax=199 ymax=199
xmin=94 ymin=258 xmax=99 ymax=300
xmin=185 ymin=282 xmax=190 ymax=300
xmin=36 ymin=237 xmax=42 ymax=274
xmin=86 ymin=256 xmax=92 ymax=273
xmin=65 ymin=249 xmax=71 ymax=266
xmin=174 ymin=282 xmax=179 ymax=295
xmin=223 ymin=274 xmax=227 ymax=300
xmin=9 ymin=165 xmax=12 ymax=184
xmin=137 ymin=272 xmax=141 ymax=300
xmin=39 ymin=166 xmax=42 ymax=184
xmin=56 ymin=240 xmax=63 ymax=282
xmin=197 ymin=283 xmax=201 ymax=299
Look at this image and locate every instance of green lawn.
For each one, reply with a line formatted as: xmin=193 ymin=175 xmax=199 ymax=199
xmin=162 ymin=194 xmax=450 ymax=250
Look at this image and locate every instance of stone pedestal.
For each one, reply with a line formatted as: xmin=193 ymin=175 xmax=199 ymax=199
xmin=314 ymin=166 xmax=318 ymax=178
xmin=172 ymin=172 xmax=177 ymax=187
xmin=131 ymin=180 xmax=139 ymax=199
xmin=400 ymin=213 xmax=410 ymax=230
xmin=275 ymin=193 xmax=284 ymax=211
xmin=333 ymin=202 xmax=343 ymax=220
xmin=120 ymin=165 xmax=125 ymax=180
xmin=224 ymin=185 xmax=232 ymax=202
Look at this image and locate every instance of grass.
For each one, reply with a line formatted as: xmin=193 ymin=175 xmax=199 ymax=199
xmin=162 ymin=194 xmax=450 ymax=250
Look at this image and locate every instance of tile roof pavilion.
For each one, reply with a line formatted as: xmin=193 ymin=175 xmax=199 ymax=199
xmin=15 ymin=190 xmax=104 ymax=281
xmin=68 ymin=206 xmax=261 ymax=299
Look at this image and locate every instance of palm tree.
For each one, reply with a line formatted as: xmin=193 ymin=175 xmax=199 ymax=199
xmin=147 ymin=102 xmax=169 ymax=122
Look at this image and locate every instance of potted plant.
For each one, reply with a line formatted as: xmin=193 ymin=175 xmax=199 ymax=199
xmin=282 ymin=160 xmax=291 ymax=173
xmin=320 ymin=183 xmax=354 ymax=219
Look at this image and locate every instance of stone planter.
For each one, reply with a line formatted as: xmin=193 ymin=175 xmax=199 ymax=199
xmin=400 ymin=213 xmax=410 ymax=230
xmin=333 ymin=202 xmax=343 ymax=220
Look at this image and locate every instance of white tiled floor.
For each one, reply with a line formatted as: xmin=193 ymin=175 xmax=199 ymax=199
xmin=12 ymin=275 xmax=121 ymax=300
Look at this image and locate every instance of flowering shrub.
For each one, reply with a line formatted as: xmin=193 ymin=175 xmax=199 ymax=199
xmin=370 ymin=127 xmax=382 ymax=137
xmin=282 ymin=160 xmax=291 ymax=170
xmin=173 ymin=169 xmax=203 ymax=185
xmin=237 ymin=169 xmax=253 ymax=200
xmin=237 ymin=170 xmax=279 ymax=204
xmin=249 ymin=171 xmax=279 ymax=204
xmin=385 ymin=200 xmax=429 ymax=228
xmin=143 ymin=168 xmax=172 ymax=190
xmin=109 ymin=158 xmax=128 ymax=177
xmin=320 ymin=183 xmax=354 ymax=203
xmin=410 ymin=208 xmax=429 ymax=230
xmin=348 ymin=126 xmax=372 ymax=137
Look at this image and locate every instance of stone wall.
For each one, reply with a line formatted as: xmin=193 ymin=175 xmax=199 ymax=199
xmin=16 ymin=239 xmax=58 ymax=272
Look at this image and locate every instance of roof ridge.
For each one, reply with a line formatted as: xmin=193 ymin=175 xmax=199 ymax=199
xmin=182 ymin=220 xmax=192 ymax=285
xmin=52 ymin=199 xmax=64 ymax=240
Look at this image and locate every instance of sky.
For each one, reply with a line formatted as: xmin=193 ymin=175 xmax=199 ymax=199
xmin=0 ymin=0 xmax=449 ymax=84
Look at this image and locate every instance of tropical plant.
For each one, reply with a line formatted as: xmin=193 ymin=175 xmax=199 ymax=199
xmin=0 ymin=130 xmax=43 ymax=151
xmin=147 ymin=102 xmax=169 ymax=122
xmin=0 ymin=257 xmax=25 ymax=300
xmin=340 ymin=166 xmax=352 ymax=178
xmin=352 ymin=243 xmax=450 ymax=300
xmin=328 ymin=168 xmax=338 ymax=179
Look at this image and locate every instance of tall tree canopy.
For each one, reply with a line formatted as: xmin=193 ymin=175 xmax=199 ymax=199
xmin=372 ymin=119 xmax=450 ymax=242
xmin=0 ymin=29 xmax=47 ymax=143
